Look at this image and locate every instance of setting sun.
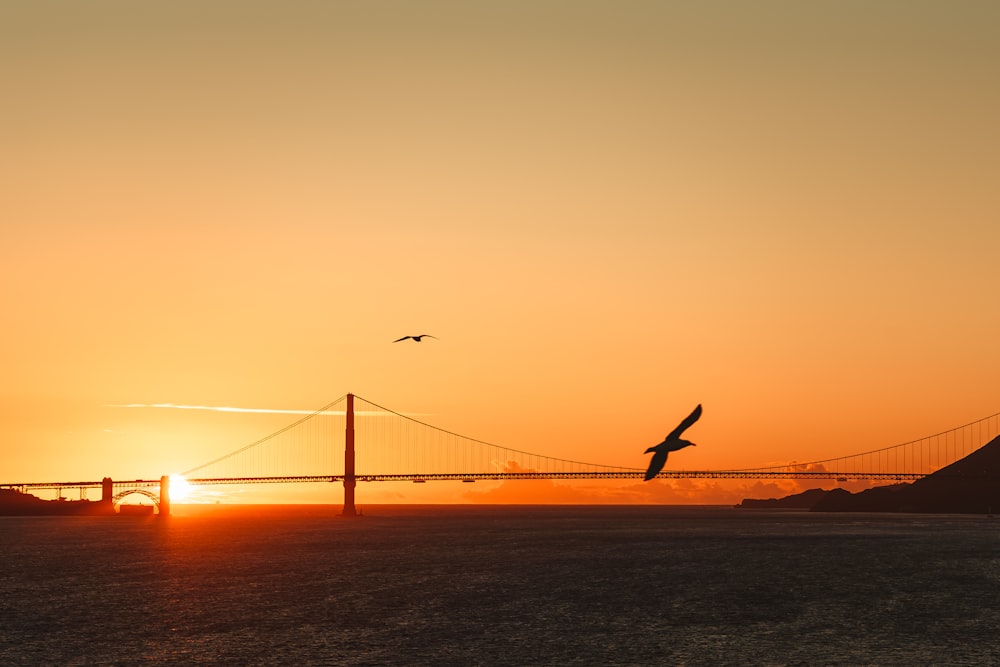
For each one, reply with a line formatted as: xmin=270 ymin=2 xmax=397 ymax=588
xmin=168 ymin=474 xmax=193 ymax=503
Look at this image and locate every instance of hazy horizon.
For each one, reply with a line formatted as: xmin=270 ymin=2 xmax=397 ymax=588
xmin=4 ymin=1 xmax=999 ymax=504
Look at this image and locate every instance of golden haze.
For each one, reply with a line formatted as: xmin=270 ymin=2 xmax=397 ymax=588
xmin=2 ymin=2 xmax=999 ymax=504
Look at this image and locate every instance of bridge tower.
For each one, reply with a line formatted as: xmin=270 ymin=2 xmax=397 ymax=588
xmin=100 ymin=477 xmax=114 ymax=513
xmin=159 ymin=475 xmax=170 ymax=517
xmin=343 ymin=393 xmax=357 ymax=516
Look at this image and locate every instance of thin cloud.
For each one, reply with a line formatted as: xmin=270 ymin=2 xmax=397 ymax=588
xmin=105 ymin=403 xmax=429 ymax=417
xmin=106 ymin=403 xmax=342 ymax=415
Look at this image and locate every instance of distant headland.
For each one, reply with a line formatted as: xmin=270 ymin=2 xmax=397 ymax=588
xmin=738 ymin=435 xmax=1000 ymax=514
xmin=0 ymin=488 xmax=117 ymax=516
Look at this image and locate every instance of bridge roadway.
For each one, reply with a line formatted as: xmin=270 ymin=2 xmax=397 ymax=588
xmin=3 ymin=479 xmax=169 ymax=492
xmin=3 ymin=470 xmax=924 ymax=492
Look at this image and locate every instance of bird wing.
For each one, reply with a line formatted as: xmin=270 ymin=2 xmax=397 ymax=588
xmin=419 ymin=335 xmax=438 ymax=339
xmin=393 ymin=336 xmax=412 ymax=342
xmin=665 ymin=404 xmax=702 ymax=441
xmin=644 ymin=450 xmax=668 ymax=481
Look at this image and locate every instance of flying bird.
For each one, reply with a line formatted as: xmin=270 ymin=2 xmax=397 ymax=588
xmin=643 ymin=404 xmax=702 ymax=481
xmin=393 ymin=335 xmax=438 ymax=342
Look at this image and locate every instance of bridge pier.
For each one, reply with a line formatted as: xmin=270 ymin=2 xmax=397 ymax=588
xmin=100 ymin=477 xmax=115 ymax=513
xmin=159 ymin=475 xmax=170 ymax=517
xmin=343 ymin=393 xmax=357 ymax=516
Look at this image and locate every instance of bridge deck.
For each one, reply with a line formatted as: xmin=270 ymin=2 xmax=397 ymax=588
xmin=3 ymin=470 xmax=924 ymax=491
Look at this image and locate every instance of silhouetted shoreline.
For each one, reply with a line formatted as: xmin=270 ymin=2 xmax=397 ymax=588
xmin=738 ymin=435 xmax=1000 ymax=514
xmin=0 ymin=488 xmax=116 ymax=516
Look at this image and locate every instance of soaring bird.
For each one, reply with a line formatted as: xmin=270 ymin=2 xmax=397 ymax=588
xmin=643 ymin=404 xmax=702 ymax=481
xmin=393 ymin=335 xmax=438 ymax=342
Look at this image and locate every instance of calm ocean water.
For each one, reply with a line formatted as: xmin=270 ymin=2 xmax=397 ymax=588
xmin=1 ymin=505 xmax=999 ymax=666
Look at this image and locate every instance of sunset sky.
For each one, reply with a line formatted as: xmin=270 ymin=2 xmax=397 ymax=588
xmin=3 ymin=1 xmax=998 ymax=505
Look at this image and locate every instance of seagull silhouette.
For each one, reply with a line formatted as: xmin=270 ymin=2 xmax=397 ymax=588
xmin=643 ymin=404 xmax=702 ymax=481
xmin=393 ymin=335 xmax=438 ymax=342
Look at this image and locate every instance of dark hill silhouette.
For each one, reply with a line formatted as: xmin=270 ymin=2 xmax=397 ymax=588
xmin=0 ymin=488 xmax=115 ymax=516
xmin=738 ymin=435 xmax=1000 ymax=514
xmin=736 ymin=488 xmax=830 ymax=509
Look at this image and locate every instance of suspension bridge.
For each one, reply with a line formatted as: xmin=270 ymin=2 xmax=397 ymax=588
xmin=4 ymin=393 xmax=1000 ymax=515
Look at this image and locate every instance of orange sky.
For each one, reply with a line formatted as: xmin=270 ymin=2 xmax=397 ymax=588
xmin=3 ymin=1 xmax=999 ymax=505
